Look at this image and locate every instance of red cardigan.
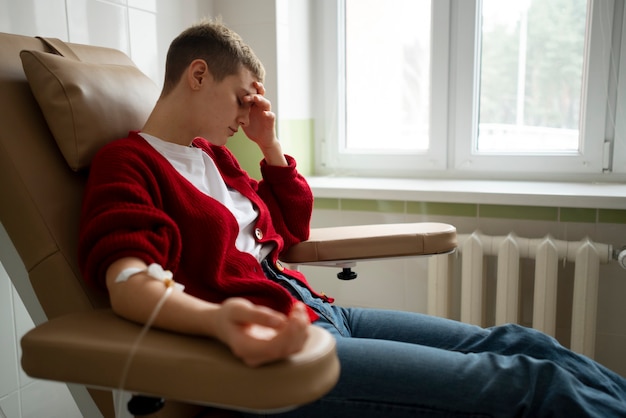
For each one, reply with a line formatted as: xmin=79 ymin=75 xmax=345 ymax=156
xmin=79 ymin=132 xmax=329 ymax=321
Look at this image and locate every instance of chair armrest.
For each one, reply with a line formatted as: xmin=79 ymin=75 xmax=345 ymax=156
xmin=20 ymin=309 xmax=339 ymax=413
xmin=281 ymin=222 xmax=457 ymax=266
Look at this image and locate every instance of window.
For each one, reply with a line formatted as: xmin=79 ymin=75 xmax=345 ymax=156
xmin=478 ymin=0 xmax=585 ymax=154
xmin=345 ymin=0 xmax=431 ymax=153
xmin=312 ymin=0 xmax=620 ymax=180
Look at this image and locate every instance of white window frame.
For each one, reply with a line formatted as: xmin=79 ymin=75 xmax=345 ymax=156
xmin=613 ymin=0 xmax=626 ymax=174
xmin=312 ymin=0 xmax=621 ymax=181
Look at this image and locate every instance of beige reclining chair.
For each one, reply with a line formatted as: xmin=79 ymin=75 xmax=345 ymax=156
xmin=0 ymin=32 xmax=457 ymax=417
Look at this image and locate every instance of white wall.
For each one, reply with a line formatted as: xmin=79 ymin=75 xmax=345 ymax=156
xmin=0 ymin=0 xmax=212 ymax=85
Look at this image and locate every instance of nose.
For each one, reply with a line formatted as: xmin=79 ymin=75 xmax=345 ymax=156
xmin=237 ymin=107 xmax=250 ymax=127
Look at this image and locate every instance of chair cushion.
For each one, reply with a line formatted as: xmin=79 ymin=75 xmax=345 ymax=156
xmin=20 ymin=49 xmax=159 ymax=171
xmin=280 ymin=222 xmax=457 ymax=264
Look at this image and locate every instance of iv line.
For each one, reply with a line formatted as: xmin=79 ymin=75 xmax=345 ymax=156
xmin=115 ymin=285 xmax=174 ymax=418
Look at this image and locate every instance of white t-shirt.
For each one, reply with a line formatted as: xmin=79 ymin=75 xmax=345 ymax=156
xmin=140 ymin=133 xmax=273 ymax=262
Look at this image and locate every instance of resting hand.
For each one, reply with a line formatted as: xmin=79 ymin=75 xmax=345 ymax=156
xmin=213 ymin=298 xmax=311 ymax=367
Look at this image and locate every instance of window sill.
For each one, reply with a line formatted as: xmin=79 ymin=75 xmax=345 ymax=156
xmin=306 ymin=176 xmax=626 ymax=210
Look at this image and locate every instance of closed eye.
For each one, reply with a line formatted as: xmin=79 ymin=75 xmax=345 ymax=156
xmin=239 ymin=96 xmax=253 ymax=109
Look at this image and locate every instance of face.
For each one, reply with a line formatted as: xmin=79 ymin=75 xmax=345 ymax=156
xmin=198 ymin=66 xmax=257 ymax=146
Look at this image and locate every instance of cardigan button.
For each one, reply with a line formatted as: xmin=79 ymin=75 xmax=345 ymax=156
xmin=254 ymin=228 xmax=264 ymax=240
xmin=275 ymin=260 xmax=285 ymax=272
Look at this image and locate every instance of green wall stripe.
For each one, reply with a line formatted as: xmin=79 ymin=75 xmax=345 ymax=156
xmin=226 ymin=131 xmax=263 ymax=180
xmin=560 ymin=208 xmax=597 ymax=223
xmin=226 ymin=119 xmax=315 ymax=180
xmin=341 ymin=199 xmax=405 ymax=213
xmin=598 ymin=209 xmax=626 ymax=224
xmin=278 ymin=119 xmax=314 ymax=176
xmin=407 ymin=201 xmax=477 ymax=217
xmin=479 ymin=204 xmax=558 ymax=221
xmin=314 ymin=198 xmax=340 ymax=210
xmin=313 ymin=199 xmax=624 ymax=224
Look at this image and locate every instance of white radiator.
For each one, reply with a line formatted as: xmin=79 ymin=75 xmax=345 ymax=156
xmin=427 ymin=232 xmax=615 ymax=358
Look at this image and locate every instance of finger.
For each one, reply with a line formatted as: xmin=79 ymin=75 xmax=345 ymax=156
xmin=241 ymin=96 xmax=268 ymax=115
xmin=224 ymin=298 xmax=287 ymax=328
xmin=241 ymin=306 xmax=287 ymax=330
xmin=243 ymin=323 xmax=279 ymax=341
xmin=232 ymin=329 xmax=288 ymax=367
xmin=246 ymin=94 xmax=271 ymax=111
xmin=266 ymin=303 xmax=310 ymax=356
xmin=289 ymin=302 xmax=311 ymax=323
xmin=290 ymin=301 xmax=308 ymax=315
xmin=234 ymin=309 xmax=308 ymax=366
xmin=253 ymin=81 xmax=266 ymax=95
xmin=239 ymin=325 xmax=308 ymax=367
xmin=281 ymin=323 xmax=308 ymax=353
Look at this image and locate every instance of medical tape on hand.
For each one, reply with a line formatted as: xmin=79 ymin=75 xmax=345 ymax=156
xmin=115 ymin=263 xmax=185 ymax=291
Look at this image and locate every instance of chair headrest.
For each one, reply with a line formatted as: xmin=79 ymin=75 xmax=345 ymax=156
xmin=20 ymin=42 xmax=159 ymax=171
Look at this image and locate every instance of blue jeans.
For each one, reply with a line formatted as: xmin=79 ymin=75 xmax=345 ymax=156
xmin=252 ymin=261 xmax=626 ymax=417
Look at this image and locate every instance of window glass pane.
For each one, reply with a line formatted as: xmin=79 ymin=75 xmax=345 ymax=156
xmin=478 ymin=0 xmax=587 ymax=153
xmin=345 ymin=0 xmax=431 ymax=152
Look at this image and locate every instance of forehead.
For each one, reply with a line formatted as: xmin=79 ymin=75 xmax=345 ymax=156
xmin=226 ymin=67 xmax=257 ymax=94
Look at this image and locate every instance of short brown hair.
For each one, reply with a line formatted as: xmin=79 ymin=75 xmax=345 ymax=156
xmin=161 ymin=19 xmax=265 ymax=95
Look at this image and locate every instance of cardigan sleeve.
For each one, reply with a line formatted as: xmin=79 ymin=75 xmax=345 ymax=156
xmin=78 ymin=140 xmax=182 ymax=290
xmin=257 ymin=155 xmax=313 ymax=250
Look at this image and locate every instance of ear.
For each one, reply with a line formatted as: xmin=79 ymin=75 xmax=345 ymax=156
xmin=187 ymin=59 xmax=211 ymax=90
